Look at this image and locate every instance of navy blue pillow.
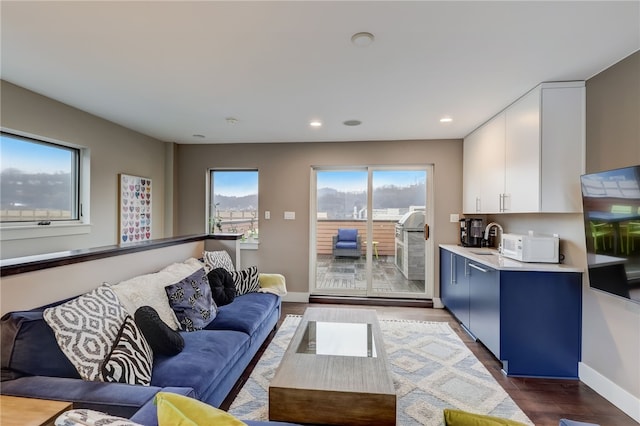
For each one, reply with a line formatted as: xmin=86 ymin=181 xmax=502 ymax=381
xmin=1 ymin=310 xmax=80 ymax=379
xmin=165 ymin=268 xmax=217 ymax=331
xmin=206 ymin=267 xmax=236 ymax=307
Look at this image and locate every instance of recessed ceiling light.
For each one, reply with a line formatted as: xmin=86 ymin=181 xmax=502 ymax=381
xmin=440 ymin=117 xmax=453 ymax=123
xmin=351 ymin=32 xmax=374 ymax=47
xmin=309 ymin=120 xmax=322 ymax=127
xmin=343 ymin=120 xmax=362 ymax=126
xmin=192 ymin=134 xmax=205 ymax=138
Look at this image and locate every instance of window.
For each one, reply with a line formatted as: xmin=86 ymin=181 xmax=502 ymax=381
xmin=1 ymin=131 xmax=80 ymax=224
xmin=209 ymin=170 xmax=258 ymax=240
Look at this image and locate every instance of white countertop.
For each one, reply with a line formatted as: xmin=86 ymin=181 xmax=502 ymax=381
xmin=440 ymin=244 xmax=584 ymax=273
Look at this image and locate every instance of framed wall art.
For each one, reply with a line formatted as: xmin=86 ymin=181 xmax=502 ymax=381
xmin=119 ymin=174 xmax=152 ymax=244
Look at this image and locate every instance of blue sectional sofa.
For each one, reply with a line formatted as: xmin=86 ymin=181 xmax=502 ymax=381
xmin=1 ymin=286 xmax=283 ymax=423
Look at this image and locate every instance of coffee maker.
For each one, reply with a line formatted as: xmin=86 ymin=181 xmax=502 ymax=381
xmin=460 ymin=218 xmax=484 ymax=247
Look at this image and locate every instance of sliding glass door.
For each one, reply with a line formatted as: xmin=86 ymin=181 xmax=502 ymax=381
xmin=311 ymin=166 xmax=434 ymax=299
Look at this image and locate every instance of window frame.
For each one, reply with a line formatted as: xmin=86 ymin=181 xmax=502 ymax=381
xmin=0 ymin=128 xmax=91 ymax=241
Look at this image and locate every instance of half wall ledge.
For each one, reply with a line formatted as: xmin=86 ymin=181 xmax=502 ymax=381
xmin=0 ymin=234 xmax=242 ymax=277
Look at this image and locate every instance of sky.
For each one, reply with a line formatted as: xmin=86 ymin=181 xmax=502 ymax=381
xmin=1 ymin=133 xmax=74 ymax=174
xmin=212 ymin=170 xmax=258 ymax=197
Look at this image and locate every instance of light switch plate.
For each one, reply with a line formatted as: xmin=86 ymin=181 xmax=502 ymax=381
xmin=450 ymin=213 xmax=460 ymax=223
xmin=284 ymin=211 xmax=295 ymax=220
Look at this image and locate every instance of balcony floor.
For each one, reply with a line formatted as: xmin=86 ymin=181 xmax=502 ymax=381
xmin=315 ymin=254 xmax=425 ymax=294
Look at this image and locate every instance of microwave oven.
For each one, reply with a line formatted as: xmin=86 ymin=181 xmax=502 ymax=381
xmin=501 ymin=233 xmax=559 ymax=263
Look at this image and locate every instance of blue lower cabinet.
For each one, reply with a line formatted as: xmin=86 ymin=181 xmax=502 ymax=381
xmin=439 ymin=248 xmax=582 ymax=379
xmin=500 ymin=271 xmax=582 ymax=378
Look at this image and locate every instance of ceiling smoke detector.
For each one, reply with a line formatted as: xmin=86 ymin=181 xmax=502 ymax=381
xmin=351 ymin=32 xmax=374 ymax=47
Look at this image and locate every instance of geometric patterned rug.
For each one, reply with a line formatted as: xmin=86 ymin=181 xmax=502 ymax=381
xmin=229 ymin=315 xmax=534 ymax=425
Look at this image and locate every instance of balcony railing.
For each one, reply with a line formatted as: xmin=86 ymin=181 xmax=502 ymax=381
xmin=317 ymin=220 xmax=396 ymax=256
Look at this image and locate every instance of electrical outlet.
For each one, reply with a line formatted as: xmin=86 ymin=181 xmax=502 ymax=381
xmin=284 ymin=211 xmax=295 ymax=220
xmin=265 ymin=211 xmax=270 ymax=220
xmin=450 ymin=213 xmax=460 ymax=223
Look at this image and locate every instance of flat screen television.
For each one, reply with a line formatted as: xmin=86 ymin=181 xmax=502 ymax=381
xmin=581 ymin=164 xmax=640 ymax=304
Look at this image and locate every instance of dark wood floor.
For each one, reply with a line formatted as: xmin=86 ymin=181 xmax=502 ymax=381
xmin=223 ymin=302 xmax=638 ymax=426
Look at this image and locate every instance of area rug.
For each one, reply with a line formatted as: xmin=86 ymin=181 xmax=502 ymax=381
xmin=229 ymin=315 xmax=534 ymax=425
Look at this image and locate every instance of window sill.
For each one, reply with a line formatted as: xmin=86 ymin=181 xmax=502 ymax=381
xmin=0 ymin=222 xmax=91 ymax=241
xmin=240 ymin=240 xmax=259 ymax=250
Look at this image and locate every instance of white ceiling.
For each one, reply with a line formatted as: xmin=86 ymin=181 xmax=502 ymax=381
xmin=1 ymin=1 xmax=639 ymax=144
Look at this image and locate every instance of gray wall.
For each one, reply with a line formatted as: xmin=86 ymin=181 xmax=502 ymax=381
xmin=583 ymin=51 xmax=640 ymax=404
xmin=0 ymin=81 xmax=169 ymax=258
xmin=176 ymin=140 xmax=463 ymax=295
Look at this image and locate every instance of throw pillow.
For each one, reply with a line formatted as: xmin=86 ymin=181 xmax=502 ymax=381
xmin=258 ymin=273 xmax=287 ymax=296
xmin=101 ymin=315 xmax=153 ymax=386
xmin=165 ymin=268 xmax=217 ymax=331
xmin=202 ymin=250 xmax=235 ymax=273
xmin=155 ymin=392 xmax=247 ymax=426
xmin=55 ymin=408 xmax=143 ymax=426
xmin=110 ymin=257 xmax=204 ymax=331
xmin=231 ymin=265 xmax=260 ymax=296
xmin=443 ymin=409 xmax=528 ymax=426
xmin=43 ymin=285 xmax=127 ymax=381
xmin=206 ymin=267 xmax=236 ymax=306
xmin=134 ymin=306 xmax=184 ymax=356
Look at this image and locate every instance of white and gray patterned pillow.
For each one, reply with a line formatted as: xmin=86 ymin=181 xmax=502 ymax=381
xmin=231 ymin=265 xmax=260 ymax=296
xmin=44 ymin=286 xmax=127 ymax=381
xmin=202 ymin=250 xmax=235 ymax=273
xmin=55 ymin=409 xmax=143 ymax=426
xmin=101 ymin=315 xmax=153 ymax=386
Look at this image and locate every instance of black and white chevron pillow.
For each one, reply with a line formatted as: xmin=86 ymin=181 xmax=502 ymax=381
xmin=101 ymin=315 xmax=153 ymax=386
xmin=231 ymin=265 xmax=260 ymax=296
xmin=202 ymin=250 xmax=235 ymax=273
xmin=44 ymin=285 xmax=127 ymax=381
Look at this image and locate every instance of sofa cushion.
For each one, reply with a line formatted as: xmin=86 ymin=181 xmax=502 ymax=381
xmin=134 ymin=306 xmax=184 ymax=356
xmin=165 ymin=268 xmax=217 ymax=331
xmin=205 ymin=292 xmax=279 ymax=336
xmin=150 ymin=329 xmax=250 ymax=400
xmin=110 ymin=258 xmax=203 ymax=331
xmin=155 ymin=391 xmax=247 ymax=425
xmin=231 ymin=266 xmax=260 ymax=296
xmin=202 ymin=250 xmax=235 ymax=272
xmin=0 ymin=376 xmax=167 ymax=419
xmin=43 ymin=286 xmax=128 ymax=381
xmin=335 ymin=241 xmax=357 ymax=249
xmin=1 ymin=309 xmax=80 ymax=380
xmin=338 ymin=228 xmax=358 ymax=242
xmin=101 ymin=316 xmax=153 ymax=386
xmin=207 ymin=267 xmax=236 ymax=306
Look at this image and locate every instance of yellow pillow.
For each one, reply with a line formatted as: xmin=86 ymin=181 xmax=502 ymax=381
xmin=443 ymin=408 xmax=528 ymax=426
xmin=258 ymin=273 xmax=287 ymax=296
xmin=155 ymin=392 xmax=247 ymax=426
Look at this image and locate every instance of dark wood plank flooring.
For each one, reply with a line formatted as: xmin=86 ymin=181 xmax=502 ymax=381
xmin=222 ymin=302 xmax=638 ymax=426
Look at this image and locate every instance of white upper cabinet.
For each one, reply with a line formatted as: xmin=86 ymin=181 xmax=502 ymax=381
xmin=463 ymin=82 xmax=585 ymax=214
xmin=463 ymin=112 xmax=505 ymax=214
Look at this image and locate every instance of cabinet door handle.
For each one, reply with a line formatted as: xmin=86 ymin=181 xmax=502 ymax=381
xmin=464 ymin=258 xmax=469 ymax=276
xmin=469 ymin=263 xmax=489 ymax=273
xmin=476 ymin=197 xmax=480 ymax=213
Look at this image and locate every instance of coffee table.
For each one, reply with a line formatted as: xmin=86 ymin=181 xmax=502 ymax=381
xmin=268 ymin=307 xmax=396 ymax=425
xmin=0 ymin=395 xmax=73 ymax=426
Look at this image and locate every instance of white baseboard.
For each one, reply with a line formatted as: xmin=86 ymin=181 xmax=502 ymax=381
xmin=432 ymin=297 xmax=444 ymax=309
xmin=579 ymin=362 xmax=640 ymax=423
xmin=282 ymin=292 xmax=309 ymax=303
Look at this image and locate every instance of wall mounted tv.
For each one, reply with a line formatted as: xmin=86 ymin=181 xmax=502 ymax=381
xmin=581 ymin=164 xmax=640 ymax=304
